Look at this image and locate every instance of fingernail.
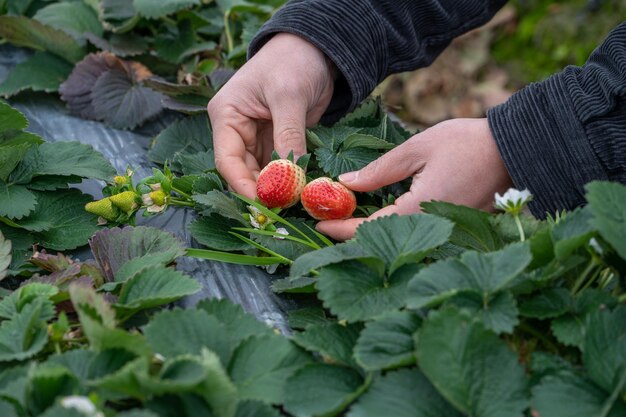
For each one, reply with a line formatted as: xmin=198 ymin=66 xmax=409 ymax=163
xmin=339 ymin=171 xmax=358 ymax=183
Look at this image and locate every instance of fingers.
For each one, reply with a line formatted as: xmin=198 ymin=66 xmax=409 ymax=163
xmin=338 ymin=138 xmax=423 ymax=192
xmin=270 ymin=100 xmax=308 ymax=160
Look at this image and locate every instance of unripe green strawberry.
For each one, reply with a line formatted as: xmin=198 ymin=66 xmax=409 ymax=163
xmin=301 ymin=177 xmax=356 ymax=220
xmin=109 ymin=191 xmax=139 ymax=213
xmin=256 ymin=159 xmax=306 ymax=209
xmin=149 ymin=190 xmax=167 ymax=206
xmin=85 ymin=198 xmax=120 ymax=221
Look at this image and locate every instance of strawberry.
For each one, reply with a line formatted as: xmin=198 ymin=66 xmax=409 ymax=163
xmin=301 ymin=177 xmax=357 ymax=220
xmin=109 ymin=191 xmax=139 ymax=213
xmin=256 ymin=159 xmax=306 ymax=209
xmin=85 ymin=198 xmax=120 ymax=221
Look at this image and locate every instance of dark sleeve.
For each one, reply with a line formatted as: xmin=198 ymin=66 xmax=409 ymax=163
xmin=487 ymin=22 xmax=626 ymax=218
xmin=249 ymin=0 xmax=507 ymax=122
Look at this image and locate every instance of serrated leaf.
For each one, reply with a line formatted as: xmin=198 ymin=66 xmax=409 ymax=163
xmin=133 ymin=0 xmax=201 ymax=18
xmin=317 ymin=261 xmax=417 ymax=322
xmin=193 ymin=173 xmax=224 ymax=193
xmin=421 ymin=201 xmax=502 ymax=252
xmin=196 ymin=349 xmax=238 ymax=417
xmin=235 ymin=401 xmax=280 ymax=417
xmin=115 ymin=266 xmax=200 ymax=313
xmin=19 ymin=190 xmax=99 ymax=250
xmin=292 ymin=322 xmax=362 ymax=368
xmin=0 ymin=181 xmax=37 ymax=220
xmin=348 ymin=368 xmax=462 ymax=417
xmin=193 ymin=191 xmax=244 ymax=223
xmin=353 ymin=310 xmax=421 ymax=371
xmin=38 ymin=405 xmax=85 ymax=417
xmin=196 ymin=298 xmax=272 ymax=343
xmin=85 ymin=32 xmax=148 ymax=57
xmin=0 ymin=399 xmax=17 ymax=417
xmin=91 ymin=69 xmax=163 ymax=129
xmin=519 ymin=287 xmax=572 ymax=319
xmin=0 ymin=52 xmax=73 ymax=98
xmin=27 ymin=175 xmax=82 ymax=191
xmin=88 ymin=356 xmax=150 ymax=398
xmin=552 ymin=206 xmax=595 ymax=259
xmin=586 ymin=181 xmax=626 ymax=261
xmin=294 ymin=244 xmax=369 ymax=280
xmin=69 ymin=284 xmax=116 ymax=328
xmin=11 ymin=141 xmax=115 ymax=183
xmin=33 ymin=2 xmax=103 ymax=41
xmin=287 ymin=308 xmax=329 ymax=330
xmin=189 ymin=215 xmax=251 ymax=251
xmin=284 ymin=364 xmax=366 ymax=417
xmin=228 ymin=334 xmax=311 ymax=405
xmin=406 ymin=242 xmax=531 ymax=309
xmin=583 ymin=306 xmax=626 ymax=395
xmin=174 ymin=150 xmax=216 ymax=175
xmin=89 ymin=226 xmax=185 ymax=282
xmin=26 ymin=364 xmax=79 ymax=415
xmin=0 ymin=101 xmax=28 ymax=131
xmin=0 ymin=231 xmax=10 ymax=281
xmin=415 ymin=308 xmax=528 ymax=417
xmin=148 ymin=115 xmax=212 ymax=166
xmin=0 ymin=297 xmax=50 ymax=362
xmin=336 ymin=99 xmax=380 ymax=125
xmin=355 ymin=214 xmax=453 ymax=273
xmin=0 ymin=143 xmax=31 ymax=182
xmin=0 ymin=16 xmax=84 ymax=63
xmin=450 ymin=290 xmax=520 ymax=334
xmin=315 ymin=146 xmax=379 ymax=178
xmin=531 ymin=371 xmax=626 ymax=417
xmin=342 ymin=134 xmax=395 ymax=150
xmin=144 ymin=309 xmax=233 ymax=365
xmin=98 ymin=0 xmax=138 ymax=32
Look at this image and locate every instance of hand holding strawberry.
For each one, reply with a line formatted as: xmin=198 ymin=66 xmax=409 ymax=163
xmin=301 ymin=177 xmax=356 ymax=220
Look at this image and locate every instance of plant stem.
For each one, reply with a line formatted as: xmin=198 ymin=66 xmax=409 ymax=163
xmin=170 ymin=199 xmax=195 ymax=207
xmin=514 ymin=214 xmax=525 ymax=242
xmin=518 ymin=322 xmax=560 ymax=353
xmin=171 ymin=186 xmax=192 ymax=200
xmin=571 ymin=258 xmax=596 ymax=295
xmin=223 ymin=10 xmax=234 ymax=54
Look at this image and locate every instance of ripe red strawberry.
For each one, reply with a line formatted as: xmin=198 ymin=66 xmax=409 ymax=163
xmin=301 ymin=177 xmax=357 ymax=220
xmin=256 ymin=159 xmax=306 ymax=209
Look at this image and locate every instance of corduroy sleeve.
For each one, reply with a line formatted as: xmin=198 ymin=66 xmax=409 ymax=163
xmin=249 ymin=0 xmax=507 ymax=122
xmin=488 ymin=22 xmax=626 ymax=218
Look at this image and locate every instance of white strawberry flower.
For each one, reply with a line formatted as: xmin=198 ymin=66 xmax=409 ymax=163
xmin=494 ymin=188 xmax=533 ymax=215
xmin=248 ymin=205 xmax=273 ymax=230
xmin=141 ymin=193 xmax=153 ymax=206
xmin=274 ymin=228 xmax=289 ymax=240
xmin=60 ymin=396 xmax=104 ymax=417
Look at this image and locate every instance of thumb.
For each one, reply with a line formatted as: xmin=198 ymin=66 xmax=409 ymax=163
xmin=271 ymin=101 xmax=307 ymax=160
xmin=338 ymin=142 xmax=421 ymax=192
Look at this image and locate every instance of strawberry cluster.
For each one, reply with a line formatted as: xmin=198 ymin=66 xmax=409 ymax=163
xmin=256 ymin=159 xmax=356 ymax=221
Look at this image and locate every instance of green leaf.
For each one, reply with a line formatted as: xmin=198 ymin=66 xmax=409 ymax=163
xmin=174 ymin=150 xmax=216 ymax=175
xmin=228 ymin=334 xmax=311 ymax=405
xmin=0 ymin=231 xmax=10 ymax=281
xmin=0 ymin=143 xmax=34 ymax=182
xmin=348 ymin=368 xmax=463 ymax=417
xmin=88 ymin=356 xmax=150 ymax=398
xmin=552 ymin=207 xmax=595 ymax=259
xmin=26 ymin=175 xmax=81 ymax=191
xmin=490 ymin=212 xmax=544 ymax=243
xmin=69 ymin=284 xmax=116 ymax=329
xmin=0 ymin=52 xmax=73 ymax=97
xmin=289 ymin=242 xmax=368 ymax=279
xmin=531 ymin=371 xmax=626 ymax=417
xmin=0 ymin=399 xmax=17 ymax=417
xmin=355 ymin=214 xmax=453 ymax=273
xmin=0 ymin=297 xmax=50 ymax=362
xmin=315 ymin=146 xmax=379 ymax=178
xmin=115 ymin=266 xmax=201 ymax=313
xmin=235 ymin=401 xmax=280 ymax=417
xmin=192 ymin=173 xmax=224 ymax=193
xmin=11 ymin=141 xmax=116 ymax=183
xmin=33 ymin=2 xmax=103 ymax=41
xmin=38 ymin=405 xmax=85 ymax=417
xmin=353 ymin=310 xmax=421 ymax=371
xmin=99 ymin=0 xmax=138 ymax=32
xmin=449 ymin=290 xmax=520 ymax=334
xmin=144 ymin=309 xmax=233 ymax=365
xmin=0 ymin=16 xmax=84 ymax=63
xmin=186 ymin=248 xmax=286 ymax=266
xmin=519 ymin=287 xmax=572 ymax=319
xmin=342 ymin=134 xmax=395 ymax=150
xmin=583 ymin=306 xmax=626 ymax=395
xmin=406 ymin=242 xmax=531 ymax=309
xmin=551 ymin=289 xmax=617 ymax=348
xmin=586 ymin=181 xmax=626 ymax=261
xmin=196 ymin=298 xmax=272 ymax=344
xmin=148 ymin=115 xmax=212 ymax=166
xmin=317 ymin=261 xmax=417 ymax=322
xmin=292 ymin=322 xmax=362 ymax=368
xmin=415 ymin=308 xmax=528 ymax=417
xmin=0 ymin=101 xmax=28 ymax=131
xmin=421 ymin=201 xmax=502 ymax=252
xmin=133 ymin=0 xmax=201 ymax=18
xmin=284 ymin=364 xmax=366 ymax=417
xmin=193 ymin=191 xmax=245 ymax=223
xmin=21 ymin=190 xmax=99 ymax=251
xmin=195 ymin=349 xmax=238 ymax=417
xmin=26 ymin=364 xmax=79 ymax=415
xmin=0 ymin=182 xmax=37 ymax=220
xmin=189 ymin=215 xmax=251 ymax=251
xmin=287 ymin=308 xmax=329 ymax=330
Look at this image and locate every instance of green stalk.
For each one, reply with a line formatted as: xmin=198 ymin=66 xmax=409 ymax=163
xmin=513 ymin=214 xmax=525 ymax=242
xmin=0 ymin=215 xmax=22 ymax=228
xmin=232 ymin=227 xmax=319 ymax=249
xmin=518 ymin=322 xmax=560 ymax=353
xmin=169 ymin=199 xmax=195 ymax=207
xmin=571 ymin=258 xmax=596 ymax=295
xmin=186 ymin=248 xmax=286 ymax=266
xmin=171 ymin=186 xmax=192 ymax=200
xmin=223 ymin=10 xmax=234 ymax=54
xmin=230 ymin=232 xmax=293 ymax=264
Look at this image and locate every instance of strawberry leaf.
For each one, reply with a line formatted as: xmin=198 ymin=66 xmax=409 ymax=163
xmin=0 ymin=181 xmax=37 ymax=220
xmin=0 ymin=52 xmax=73 ymax=98
xmin=0 ymin=16 xmax=85 ymax=63
xmin=33 ymin=2 xmax=103 ymax=42
xmin=85 ymin=33 xmax=148 ymax=57
xmin=98 ymin=0 xmax=139 ymax=33
xmin=0 ymin=231 xmax=10 ymax=282
xmin=133 ymin=0 xmax=202 ymax=19
xmin=348 ymin=368 xmax=462 ymax=417
xmin=292 ymin=322 xmax=362 ymax=368
xmin=148 ymin=115 xmax=213 ymax=167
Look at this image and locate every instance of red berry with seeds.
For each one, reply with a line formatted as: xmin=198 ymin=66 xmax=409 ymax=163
xmin=256 ymin=159 xmax=306 ymax=209
xmin=301 ymin=177 xmax=357 ymax=220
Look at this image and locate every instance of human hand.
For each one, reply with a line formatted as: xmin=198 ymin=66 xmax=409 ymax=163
xmin=207 ymin=33 xmax=336 ymax=198
xmin=316 ymin=118 xmax=514 ymax=240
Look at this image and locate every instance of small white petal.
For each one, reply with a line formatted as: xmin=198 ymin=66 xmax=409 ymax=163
xmin=61 ymin=396 xmax=98 ymax=415
xmin=248 ymin=205 xmax=262 ymax=216
xmin=589 ymin=237 xmax=603 ymax=255
xmin=150 ymin=183 xmax=162 ymax=191
xmin=274 ymin=228 xmax=289 ymax=240
xmin=154 ymin=353 xmax=166 ymax=362
xmin=141 ymin=194 xmax=153 ymax=206
xmin=250 ymin=217 xmax=261 ymax=229
xmin=147 ymin=205 xmax=165 ymax=213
